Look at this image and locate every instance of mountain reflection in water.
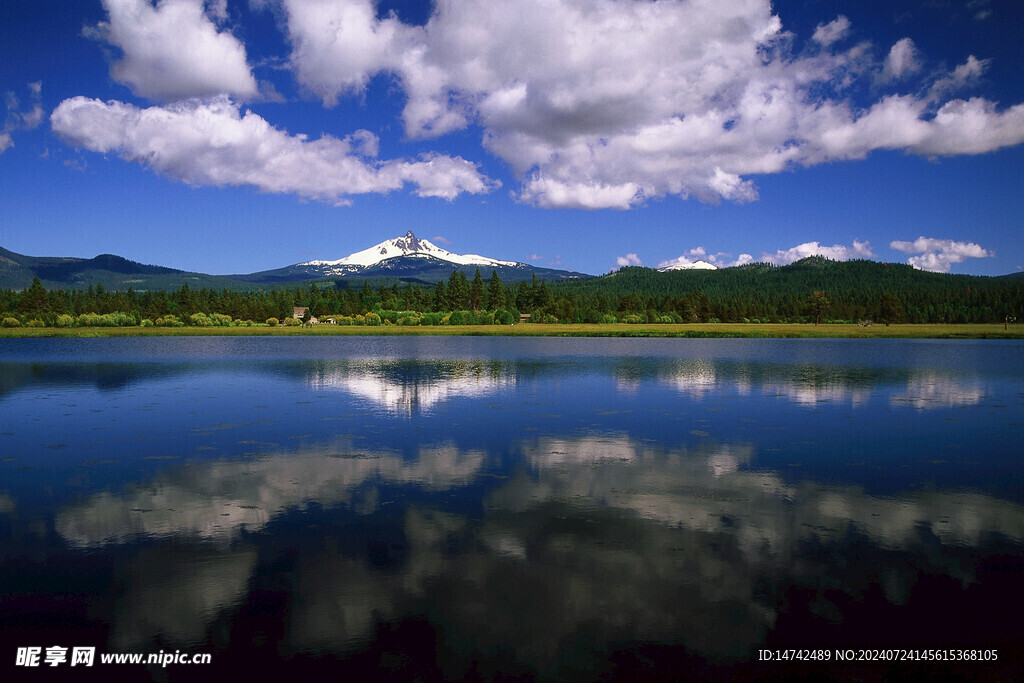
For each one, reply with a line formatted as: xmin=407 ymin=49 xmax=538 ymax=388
xmin=1 ymin=337 xmax=1022 ymax=679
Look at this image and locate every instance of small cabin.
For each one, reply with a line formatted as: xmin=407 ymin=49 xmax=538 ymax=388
xmin=293 ymin=307 xmax=318 ymax=324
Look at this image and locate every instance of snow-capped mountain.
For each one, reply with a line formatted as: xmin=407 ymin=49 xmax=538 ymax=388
xmin=301 ymin=231 xmax=517 ymax=274
xmin=658 ymin=260 xmax=718 ymax=272
xmin=234 ymin=231 xmax=589 ymax=284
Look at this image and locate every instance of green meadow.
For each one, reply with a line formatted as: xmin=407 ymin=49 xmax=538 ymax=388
xmin=2 ymin=323 xmax=1021 ymax=339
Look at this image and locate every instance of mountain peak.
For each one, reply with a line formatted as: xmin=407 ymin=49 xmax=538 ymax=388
xmin=393 ymin=231 xmax=425 ymax=253
xmin=299 ymin=232 xmax=518 ymax=271
xmin=658 ymin=260 xmax=718 ymax=272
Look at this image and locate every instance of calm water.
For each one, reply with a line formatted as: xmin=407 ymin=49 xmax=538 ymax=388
xmin=2 ymin=336 xmax=1023 ymax=680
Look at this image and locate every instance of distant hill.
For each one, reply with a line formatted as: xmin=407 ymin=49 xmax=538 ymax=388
xmin=554 ymin=257 xmax=1023 ymax=324
xmin=2 ymin=247 xmax=1021 ymax=325
xmin=2 ymin=231 xmax=591 ymax=290
xmin=568 ymin=257 xmax=981 ymax=298
xmin=0 ymin=246 xmax=255 ymax=291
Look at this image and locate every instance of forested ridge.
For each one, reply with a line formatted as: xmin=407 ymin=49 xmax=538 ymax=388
xmin=2 ymin=257 xmax=1021 ymax=328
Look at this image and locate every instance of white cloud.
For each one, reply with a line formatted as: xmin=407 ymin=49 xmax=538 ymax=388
xmin=204 ymin=0 xmax=228 ymax=23
xmin=657 ymin=246 xmax=747 ymax=270
xmin=615 ymin=253 xmax=643 ymax=269
xmin=812 ymin=16 xmax=850 ymax=47
xmin=890 ymin=236 xmax=993 ymax=273
xmin=267 ymin=0 xmax=1024 ymax=209
xmin=1 ymin=82 xmax=44 ymax=154
xmin=929 ymin=56 xmax=990 ymax=99
xmin=657 ymin=242 xmax=870 ymax=270
xmin=50 ymin=96 xmax=496 ymax=203
xmin=90 ymin=0 xmax=259 ymax=101
xmin=521 ymin=178 xmax=641 ymax=210
xmin=879 ymin=38 xmax=920 ymax=83
xmin=969 ymin=0 xmax=993 ymax=21
xmin=760 ymin=240 xmax=875 ymax=266
xmin=280 ymin=0 xmax=417 ymax=106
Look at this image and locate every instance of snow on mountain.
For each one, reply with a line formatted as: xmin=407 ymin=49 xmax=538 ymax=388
xmin=658 ymin=260 xmax=718 ymax=272
xmin=301 ymin=231 xmax=518 ymax=271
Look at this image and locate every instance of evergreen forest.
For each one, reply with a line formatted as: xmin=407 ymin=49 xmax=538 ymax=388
xmin=2 ymin=257 xmax=1022 ymax=328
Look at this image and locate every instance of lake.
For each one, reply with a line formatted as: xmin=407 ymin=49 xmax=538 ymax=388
xmin=2 ymin=336 xmax=1022 ymax=680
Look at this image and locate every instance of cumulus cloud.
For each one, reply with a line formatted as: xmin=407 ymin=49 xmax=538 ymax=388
xmin=50 ymin=96 xmax=496 ymax=203
xmin=89 ymin=0 xmax=259 ymax=101
xmin=879 ymin=38 xmax=921 ymax=83
xmin=657 ymin=242 xmax=870 ymax=269
xmin=279 ymin=0 xmax=418 ymax=106
xmin=59 ymin=1 xmax=1024 ymax=210
xmin=890 ymin=236 xmax=993 ymax=272
xmin=615 ymin=253 xmax=643 ymax=269
xmin=204 ymin=0 xmax=228 ymax=22
xmin=659 ymin=247 xmax=754 ymax=270
xmin=929 ymin=55 xmax=990 ymax=99
xmin=1 ymin=82 xmax=44 ymax=153
xmin=264 ymin=0 xmax=1024 ymax=209
xmin=760 ymin=240 xmax=875 ymax=266
xmin=812 ymin=16 xmax=850 ymax=47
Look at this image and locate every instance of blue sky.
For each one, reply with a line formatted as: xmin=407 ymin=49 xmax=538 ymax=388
xmin=1 ymin=0 xmax=1023 ymax=277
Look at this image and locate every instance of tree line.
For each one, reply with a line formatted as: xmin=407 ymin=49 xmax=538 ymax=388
xmin=2 ymin=258 xmax=1022 ymax=328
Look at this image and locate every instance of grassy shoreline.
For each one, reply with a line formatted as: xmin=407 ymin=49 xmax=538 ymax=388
xmin=1 ymin=323 xmax=1022 ymax=339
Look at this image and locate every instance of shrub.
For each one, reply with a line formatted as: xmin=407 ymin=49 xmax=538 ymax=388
xmin=284 ymin=317 xmax=301 ymax=326
xmin=190 ymin=313 xmax=212 ymax=327
xmin=155 ymin=314 xmax=183 ymax=327
xmin=397 ymin=312 xmax=422 ymax=326
xmin=110 ymin=312 xmax=138 ymax=327
xmin=2 ymin=317 xmax=19 ymax=328
xmin=27 ymin=319 xmax=46 ymax=327
xmin=364 ymin=312 xmax=382 ymax=326
xmin=420 ymin=312 xmax=443 ymax=326
xmin=493 ymin=309 xmax=515 ymax=325
xmin=56 ymin=314 xmax=75 ymax=328
xmin=266 ymin=317 xmax=279 ymax=326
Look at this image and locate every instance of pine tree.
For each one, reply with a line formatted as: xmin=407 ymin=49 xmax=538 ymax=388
xmin=469 ymin=268 xmax=484 ymax=310
xmin=17 ymin=277 xmax=48 ymax=313
xmin=486 ymin=271 xmax=505 ymax=310
xmin=447 ymin=270 xmax=469 ymax=310
xmin=433 ymin=280 xmax=448 ymax=312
